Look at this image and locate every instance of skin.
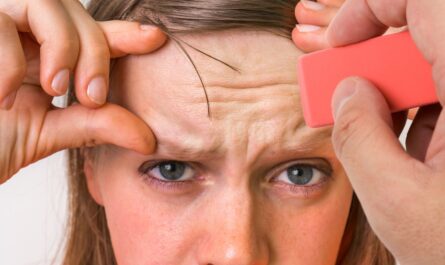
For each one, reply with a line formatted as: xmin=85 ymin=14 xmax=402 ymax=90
xmin=84 ymin=30 xmax=353 ymax=265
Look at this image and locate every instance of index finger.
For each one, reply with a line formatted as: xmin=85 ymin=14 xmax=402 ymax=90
xmin=26 ymin=0 xmax=80 ymax=96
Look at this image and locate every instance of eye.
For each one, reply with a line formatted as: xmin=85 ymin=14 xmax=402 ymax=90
xmin=142 ymin=161 xmax=195 ymax=182
xmin=275 ymin=164 xmax=326 ymax=186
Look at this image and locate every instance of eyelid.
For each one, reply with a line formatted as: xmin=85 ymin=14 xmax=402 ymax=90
xmin=137 ymin=160 xmax=203 ymax=193
xmin=275 ymin=165 xmax=324 ymax=186
xmin=139 ymin=160 xmax=189 ymax=173
xmin=266 ymin=158 xmax=333 ymax=182
xmin=138 ymin=160 xmax=201 ymax=181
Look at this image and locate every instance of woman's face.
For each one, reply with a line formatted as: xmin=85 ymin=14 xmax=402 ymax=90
xmin=85 ymin=30 xmax=353 ymax=265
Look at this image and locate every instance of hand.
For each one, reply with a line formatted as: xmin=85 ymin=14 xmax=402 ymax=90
xmin=296 ymin=0 xmax=445 ymax=264
xmin=0 ymin=0 xmax=167 ymax=183
xmin=292 ymin=0 xmax=346 ymax=52
xmin=0 ymin=0 xmax=166 ymax=108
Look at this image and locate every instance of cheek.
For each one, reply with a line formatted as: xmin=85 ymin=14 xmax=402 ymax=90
xmin=96 ymin=163 xmax=189 ymax=265
xmin=268 ymin=177 xmax=353 ymax=264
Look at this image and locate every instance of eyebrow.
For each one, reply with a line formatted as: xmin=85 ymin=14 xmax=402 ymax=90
xmin=152 ymin=125 xmax=333 ymax=162
xmin=154 ymin=138 xmax=225 ymax=161
xmin=249 ymin=127 xmax=334 ymax=165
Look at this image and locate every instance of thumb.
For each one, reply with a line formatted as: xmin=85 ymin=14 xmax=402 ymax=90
xmin=39 ymin=103 xmax=156 ymax=159
xmin=331 ymin=77 xmax=417 ymax=206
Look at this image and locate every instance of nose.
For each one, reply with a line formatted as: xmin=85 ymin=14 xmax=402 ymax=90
xmin=195 ymin=187 xmax=270 ymax=265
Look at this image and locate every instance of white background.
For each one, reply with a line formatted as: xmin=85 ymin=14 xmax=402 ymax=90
xmin=0 ymin=151 xmax=68 ymax=265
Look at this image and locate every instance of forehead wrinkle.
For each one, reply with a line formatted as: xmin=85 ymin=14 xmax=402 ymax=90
xmin=280 ymin=118 xmax=333 ymax=153
xmin=185 ymin=83 xmax=300 ymax=121
xmin=219 ymin=107 xmax=300 ymax=167
xmin=174 ymin=30 xmax=300 ymax=88
xmin=153 ymin=131 xmax=226 ymax=161
xmin=139 ymin=110 xmax=226 ymax=161
xmin=114 ymin=30 xmax=317 ymax=164
xmin=190 ymin=62 xmax=298 ymax=91
xmin=251 ymin=133 xmax=334 ymax=170
xmin=155 ymin=140 xmax=225 ymax=161
xmin=240 ymin=113 xmax=333 ymax=167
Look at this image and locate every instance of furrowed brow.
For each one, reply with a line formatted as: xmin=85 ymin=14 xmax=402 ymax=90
xmin=154 ymin=136 xmax=225 ymax=161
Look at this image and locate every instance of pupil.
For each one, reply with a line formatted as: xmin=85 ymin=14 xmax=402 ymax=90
xmin=159 ymin=162 xmax=186 ymax=180
xmin=287 ymin=165 xmax=313 ymax=185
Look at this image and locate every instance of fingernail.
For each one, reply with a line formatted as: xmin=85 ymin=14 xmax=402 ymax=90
xmin=296 ymin=24 xmax=322 ymax=33
xmin=333 ymin=78 xmax=358 ymax=119
xmin=87 ymin=77 xmax=107 ymax=105
xmin=51 ymin=69 xmax=70 ymax=95
xmin=0 ymin=91 xmax=17 ymax=110
xmin=302 ymin=0 xmax=325 ymax=11
xmin=140 ymin=24 xmax=156 ymax=31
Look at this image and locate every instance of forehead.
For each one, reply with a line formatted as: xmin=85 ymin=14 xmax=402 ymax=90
xmin=113 ymin=30 xmax=301 ymax=109
xmin=111 ymin=30 xmax=331 ymax=160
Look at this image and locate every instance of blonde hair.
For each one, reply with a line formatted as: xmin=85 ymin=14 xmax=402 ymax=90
xmin=63 ymin=1 xmax=395 ymax=264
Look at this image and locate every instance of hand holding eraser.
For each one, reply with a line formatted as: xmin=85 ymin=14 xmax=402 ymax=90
xmin=297 ymin=31 xmax=437 ymax=128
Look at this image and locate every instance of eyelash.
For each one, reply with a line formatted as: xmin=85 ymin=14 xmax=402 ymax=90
xmin=271 ymin=170 xmax=330 ymax=198
xmin=138 ymin=161 xmax=198 ymax=191
xmin=138 ymin=160 xmax=333 ymax=196
xmin=270 ymin=161 xmax=332 ymax=197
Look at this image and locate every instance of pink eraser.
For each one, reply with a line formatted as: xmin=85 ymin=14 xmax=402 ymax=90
xmin=298 ymin=31 xmax=437 ymax=128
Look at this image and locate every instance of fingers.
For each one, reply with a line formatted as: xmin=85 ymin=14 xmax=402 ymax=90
xmin=295 ymin=0 xmax=340 ymax=26
xmin=98 ymin=21 xmax=167 ymax=58
xmin=1 ymin=0 xmax=167 ymax=109
xmin=0 ymin=12 xmax=26 ymax=110
xmin=40 ymin=103 xmax=156 ymax=158
xmin=61 ymin=2 xmax=167 ymax=108
xmin=406 ymin=104 xmax=441 ymax=161
xmin=329 ymin=77 xmax=438 ymax=253
xmin=317 ymin=0 xmax=345 ymax=8
xmin=293 ymin=0 xmax=341 ymax=52
xmin=292 ymin=26 xmax=329 ymax=52
xmin=331 ymin=77 xmax=419 ymax=190
xmin=26 ymin=0 xmax=79 ymax=96
xmin=61 ymin=0 xmax=111 ymax=108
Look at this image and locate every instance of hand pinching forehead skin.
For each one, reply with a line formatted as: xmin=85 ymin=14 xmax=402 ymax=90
xmin=84 ymin=30 xmax=353 ymax=265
